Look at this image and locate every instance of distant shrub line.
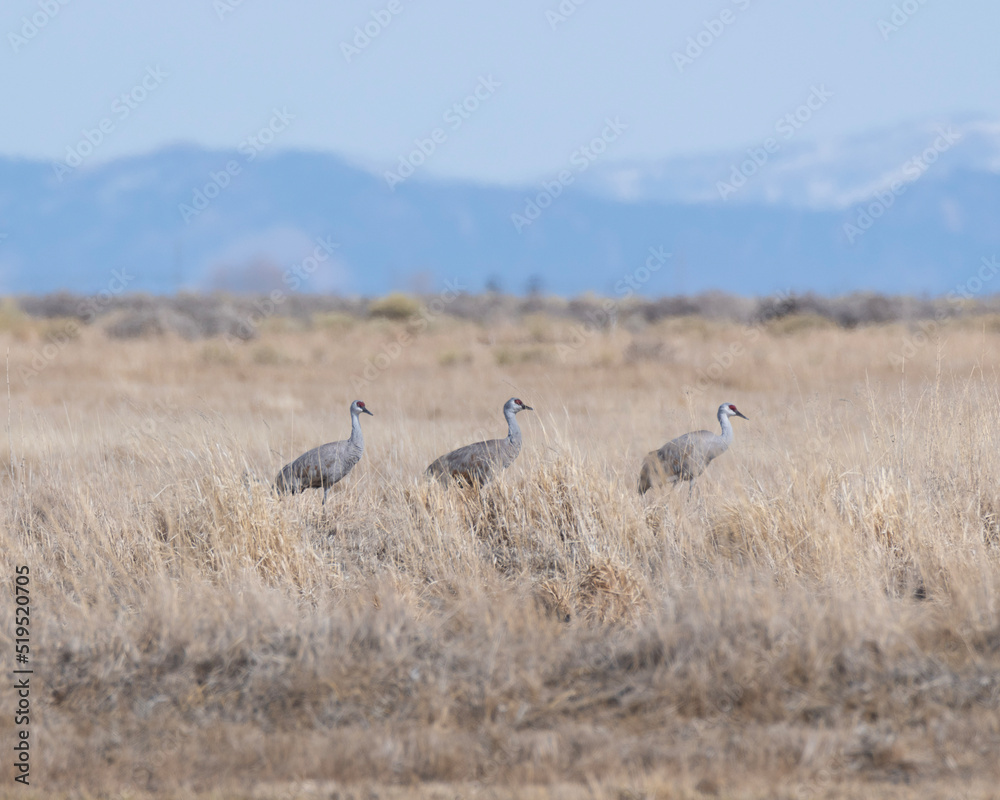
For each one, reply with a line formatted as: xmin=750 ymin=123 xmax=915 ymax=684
xmin=10 ymin=290 xmax=997 ymax=340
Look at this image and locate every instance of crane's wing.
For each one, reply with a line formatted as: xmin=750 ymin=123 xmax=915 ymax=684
xmin=683 ymin=430 xmax=728 ymax=462
xmin=316 ymin=439 xmax=362 ymax=484
xmin=427 ymin=438 xmax=504 ymax=483
xmin=667 ymin=430 xmax=727 ymax=475
xmin=275 ymin=439 xmax=357 ymax=492
xmin=638 ymin=428 xmax=729 ymax=494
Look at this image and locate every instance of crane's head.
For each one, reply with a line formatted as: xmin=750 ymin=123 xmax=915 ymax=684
xmin=351 ymin=400 xmax=374 ymax=417
xmin=505 ymin=397 xmax=533 ymax=413
xmin=720 ymin=402 xmax=749 ymax=421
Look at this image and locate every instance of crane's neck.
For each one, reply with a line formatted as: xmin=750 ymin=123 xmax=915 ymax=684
xmin=505 ymin=407 xmax=522 ymax=447
xmin=349 ymin=410 xmax=364 ymax=448
xmin=717 ymin=408 xmax=734 ymax=447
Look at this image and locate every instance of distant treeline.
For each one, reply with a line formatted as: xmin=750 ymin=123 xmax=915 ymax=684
xmin=11 ymin=290 xmax=1000 ymax=341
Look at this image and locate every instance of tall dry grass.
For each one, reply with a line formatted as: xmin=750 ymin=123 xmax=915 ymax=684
xmin=1 ymin=310 xmax=999 ymax=798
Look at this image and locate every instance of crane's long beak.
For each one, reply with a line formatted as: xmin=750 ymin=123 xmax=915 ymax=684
xmin=522 ymin=404 xmax=534 ymax=412
xmin=735 ymin=410 xmax=749 ymax=420
xmin=362 ymin=407 xmax=374 ymax=416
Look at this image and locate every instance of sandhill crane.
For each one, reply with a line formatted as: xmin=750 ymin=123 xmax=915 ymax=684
xmin=638 ymin=402 xmax=748 ymax=495
xmin=274 ymin=400 xmax=373 ymax=503
xmin=426 ymin=397 xmax=533 ymax=484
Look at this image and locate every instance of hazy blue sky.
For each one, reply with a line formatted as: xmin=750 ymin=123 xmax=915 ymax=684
xmin=3 ymin=0 xmax=998 ymax=184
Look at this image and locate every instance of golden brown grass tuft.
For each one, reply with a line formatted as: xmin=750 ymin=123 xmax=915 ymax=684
xmin=368 ymin=292 xmax=421 ymax=320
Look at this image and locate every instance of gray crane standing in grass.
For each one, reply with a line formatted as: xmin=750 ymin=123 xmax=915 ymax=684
xmin=274 ymin=400 xmax=373 ymax=503
xmin=638 ymin=402 xmax=749 ymax=495
xmin=426 ymin=397 xmax=533 ymax=484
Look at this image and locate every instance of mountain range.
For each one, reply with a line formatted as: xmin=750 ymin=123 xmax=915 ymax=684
xmin=1 ymin=116 xmax=998 ymax=298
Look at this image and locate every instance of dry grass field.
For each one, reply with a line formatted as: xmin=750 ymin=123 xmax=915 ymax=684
xmin=2 ymin=301 xmax=1000 ymax=798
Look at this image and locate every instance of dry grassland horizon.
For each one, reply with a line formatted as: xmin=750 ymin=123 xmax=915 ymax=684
xmin=1 ymin=305 xmax=999 ymax=799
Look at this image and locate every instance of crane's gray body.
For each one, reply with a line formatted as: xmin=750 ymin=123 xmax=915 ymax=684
xmin=638 ymin=403 xmax=748 ymax=494
xmin=426 ymin=397 xmax=532 ymax=484
xmin=275 ymin=400 xmax=372 ymax=503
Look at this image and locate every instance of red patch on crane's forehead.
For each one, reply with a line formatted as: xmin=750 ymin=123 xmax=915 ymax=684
xmin=514 ymin=398 xmax=523 ymax=405
xmin=728 ymin=404 xmax=737 ymax=411
xmin=356 ymin=401 xmax=366 ymax=407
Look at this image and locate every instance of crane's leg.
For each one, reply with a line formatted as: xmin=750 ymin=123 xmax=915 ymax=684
xmin=322 ymin=486 xmax=329 ymax=505
xmin=687 ymin=479 xmax=695 ymax=498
